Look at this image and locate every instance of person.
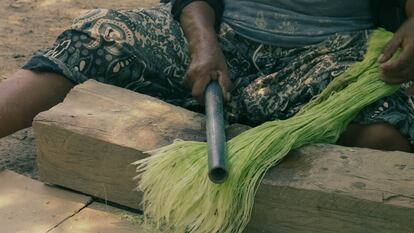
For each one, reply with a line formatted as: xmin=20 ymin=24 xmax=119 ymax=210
xmin=0 ymin=0 xmax=413 ymax=152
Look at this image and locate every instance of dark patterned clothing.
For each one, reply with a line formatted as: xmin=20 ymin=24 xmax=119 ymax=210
xmin=23 ymin=3 xmax=414 ymax=145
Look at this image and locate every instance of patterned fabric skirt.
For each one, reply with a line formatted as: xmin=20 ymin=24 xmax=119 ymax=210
xmin=23 ymin=4 xmax=414 ymax=145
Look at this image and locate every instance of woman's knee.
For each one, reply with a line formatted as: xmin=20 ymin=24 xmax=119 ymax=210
xmin=337 ymin=123 xmax=412 ymax=152
xmin=71 ymin=9 xmax=136 ymax=46
xmin=37 ymin=8 xmax=140 ymax=85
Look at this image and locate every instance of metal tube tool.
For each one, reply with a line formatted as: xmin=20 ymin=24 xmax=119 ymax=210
xmin=205 ymin=81 xmax=228 ymax=184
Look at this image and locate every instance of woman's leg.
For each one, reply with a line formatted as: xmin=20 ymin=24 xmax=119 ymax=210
xmin=23 ymin=6 xmax=192 ymax=102
xmin=0 ymin=5 xmax=191 ymax=139
xmin=229 ymin=30 xmax=414 ymax=152
xmin=338 ymin=123 xmax=412 ymax=152
xmin=0 ymin=69 xmax=73 ymax=137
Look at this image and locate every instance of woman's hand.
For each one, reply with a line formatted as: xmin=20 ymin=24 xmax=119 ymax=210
xmin=180 ymin=1 xmax=232 ymax=104
xmin=184 ymin=40 xmax=232 ymax=104
xmin=379 ymin=15 xmax=414 ymax=94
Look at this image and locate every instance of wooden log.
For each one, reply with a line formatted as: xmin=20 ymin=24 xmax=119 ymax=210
xmin=248 ymin=145 xmax=414 ymax=233
xmin=33 ymin=80 xmax=414 ymax=233
xmin=33 ymin=80 xmax=207 ymax=209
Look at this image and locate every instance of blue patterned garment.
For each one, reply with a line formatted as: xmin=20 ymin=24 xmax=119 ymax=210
xmin=223 ymin=0 xmax=375 ymax=47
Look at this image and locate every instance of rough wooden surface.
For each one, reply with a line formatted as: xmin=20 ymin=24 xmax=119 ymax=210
xmin=33 ymin=80 xmax=206 ymax=208
xmin=33 ymin=80 xmax=414 ymax=232
xmin=49 ymin=202 xmax=149 ymax=233
xmin=247 ymin=145 xmax=414 ymax=233
xmin=0 ymin=170 xmax=92 ymax=233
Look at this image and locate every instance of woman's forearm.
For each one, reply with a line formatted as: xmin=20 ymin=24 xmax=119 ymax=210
xmin=178 ymin=1 xmax=232 ymax=103
xmin=406 ymin=0 xmax=414 ymax=17
xmin=179 ymin=1 xmax=219 ymax=57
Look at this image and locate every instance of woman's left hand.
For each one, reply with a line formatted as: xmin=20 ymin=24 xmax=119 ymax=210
xmin=379 ymin=16 xmax=414 ymax=94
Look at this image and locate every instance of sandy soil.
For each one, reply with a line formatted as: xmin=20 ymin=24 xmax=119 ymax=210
xmin=0 ymin=0 xmax=157 ymax=178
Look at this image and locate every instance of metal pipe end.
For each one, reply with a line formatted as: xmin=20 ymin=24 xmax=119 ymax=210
xmin=208 ymin=167 xmax=228 ymax=184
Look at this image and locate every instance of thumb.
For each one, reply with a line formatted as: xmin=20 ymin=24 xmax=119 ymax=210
xmin=379 ymin=34 xmax=402 ymax=64
xmin=406 ymin=84 xmax=414 ymax=96
xmin=217 ymin=71 xmax=233 ymax=102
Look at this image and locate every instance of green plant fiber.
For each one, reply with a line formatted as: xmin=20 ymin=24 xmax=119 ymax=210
xmin=133 ymin=29 xmax=399 ymax=233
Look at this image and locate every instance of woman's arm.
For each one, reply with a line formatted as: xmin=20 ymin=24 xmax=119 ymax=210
xmin=174 ymin=1 xmax=231 ymax=103
xmin=172 ymin=0 xmax=224 ymax=31
xmin=379 ymin=0 xmax=414 ymax=94
xmin=406 ymin=0 xmax=414 ymax=16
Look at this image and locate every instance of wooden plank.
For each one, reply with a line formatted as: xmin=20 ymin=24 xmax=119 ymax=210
xmin=49 ymin=202 xmax=149 ymax=233
xmin=247 ymin=145 xmax=414 ymax=233
xmin=33 ymin=80 xmax=414 ymax=232
xmin=33 ymin=80 xmax=207 ymax=209
xmin=0 ymin=170 xmax=92 ymax=233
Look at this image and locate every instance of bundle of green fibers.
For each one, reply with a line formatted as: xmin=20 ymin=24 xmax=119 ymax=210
xmin=134 ymin=29 xmax=399 ymax=233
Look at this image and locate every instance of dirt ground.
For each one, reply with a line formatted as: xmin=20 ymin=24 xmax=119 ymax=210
xmin=0 ymin=0 xmax=157 ymax=178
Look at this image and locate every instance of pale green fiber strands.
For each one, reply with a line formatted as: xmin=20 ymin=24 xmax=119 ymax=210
xmin=133 ymin=29 xmax=399 ymax=233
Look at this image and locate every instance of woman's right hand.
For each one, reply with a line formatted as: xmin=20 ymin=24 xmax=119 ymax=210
xmin=184 ymin=40 xmax=232 ymax=104
xmin=180 ymin=1 xmax=232 ymax=104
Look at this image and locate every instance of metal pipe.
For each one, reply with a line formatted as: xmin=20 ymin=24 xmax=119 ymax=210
xmin=205 ymin=81 xmax=228 ymax=184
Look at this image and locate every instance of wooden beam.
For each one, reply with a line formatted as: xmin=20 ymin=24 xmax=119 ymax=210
xmin=33 ymin=80 xmax=414 ymax=232
xmin=33 ymin=80 xmax=207 ymax=208
xmin=248 ymin=145 xmax=414 ymax=233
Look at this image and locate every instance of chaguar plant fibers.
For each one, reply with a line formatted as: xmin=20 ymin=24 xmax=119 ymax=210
xmin=133 ymin=29 xmax=399 ymax=233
